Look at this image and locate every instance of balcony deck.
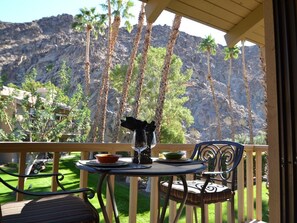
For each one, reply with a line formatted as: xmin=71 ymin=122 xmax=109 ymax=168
xmin=0 ymin=142 xmax=268 ymax=223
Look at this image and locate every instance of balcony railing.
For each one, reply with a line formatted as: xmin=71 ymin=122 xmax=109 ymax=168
xmin=0 ymin=142 xmax=268 ymax=223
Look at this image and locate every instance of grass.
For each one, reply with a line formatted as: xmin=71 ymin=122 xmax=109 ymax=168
xmin=0 ymin=154 xmax=269 ymax=223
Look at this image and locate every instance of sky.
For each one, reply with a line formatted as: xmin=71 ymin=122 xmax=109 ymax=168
xmin=0 ymin=0 xmax=230 ymax=45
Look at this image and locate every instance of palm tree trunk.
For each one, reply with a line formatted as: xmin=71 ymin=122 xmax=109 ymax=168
xmin=113 ymin=3 xmax=145 ymax=143
xmin=85 ymin=25 xmax=91 ymax=96
xmin=88 ymin=97 xmax=100 ymax=142
xmin=89 ymin=0 xmax=112 ymax=142
xmin=154 ymin=15 xmax=182 ymax=142
xmin=132 ymin=22 xmax=153 ymax=118
xmin=227 ymin=59 xmax=235 ymax=141
xmin=241 ymin=40 xmax=254 ymax=144
xmin=259 ymin=46 xmax=267 ymax=126
xmin=207 ymin=51 xmax=222 ymax=140
xmin=97 ymin=16 xmax=121 ymax=142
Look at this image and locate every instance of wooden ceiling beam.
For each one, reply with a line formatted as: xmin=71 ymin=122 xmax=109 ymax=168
xmin=144 ymin=0 xmax=172 ymax=23
xmin=224 ymin=4 xmax=264 ymax=46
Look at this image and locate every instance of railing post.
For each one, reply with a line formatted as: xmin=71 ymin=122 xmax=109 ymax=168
xmin=79 ymin=151 xmax=89 ymax=199
xmin=213 ymin=147 xmax=222 ymax=223
xmin=150 ymin=177 xmax=159 ymax=223
xmin=246 ymin=149 xmax=254 ymax=221
xmin=16 ymin=152 xmax=26 ymax=201
xmin=256 ymin=150 xmax=263 ymax=220
xmin=51 ymin=151 xmax=60 ymax=192
xmin=237 ymin=152 xmax=245 ymax=222
xmin=169 ymin=176 xmax=177 ymax=222
xmin=185 ymin=174 xmax=193 ymax=223
xmin=129 ymin=177 xmax=138 ymax=223
xmin=185 ymin=149 xmax=194 ymax=223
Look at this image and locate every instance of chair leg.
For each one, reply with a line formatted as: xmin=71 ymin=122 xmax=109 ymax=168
xmin=194 ymin=207 xmax=198 ymax=223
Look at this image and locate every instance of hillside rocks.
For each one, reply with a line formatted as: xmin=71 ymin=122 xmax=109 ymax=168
xmin=0 ymin=14 xmax=266 ymax=142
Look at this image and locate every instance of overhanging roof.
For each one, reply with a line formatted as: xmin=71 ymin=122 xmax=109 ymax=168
xmin=139 ymin=0 xmax=264 ymax=46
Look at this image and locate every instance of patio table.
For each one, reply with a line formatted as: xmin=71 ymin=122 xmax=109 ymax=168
xmin=76 ymin=157 xmax=206 ymax=223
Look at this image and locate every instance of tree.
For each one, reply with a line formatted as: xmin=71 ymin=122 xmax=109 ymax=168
xmin=224 ymin=46 xmax=240 ymax=141
xmin=241 ymin=40 xmax=254 ymax=144
xmin=111 ymin=47 xmax=193 ymax=143
xmin=92 ymin=0 xmax=134 ymax=142
xmin=88 ymin=1 xmax=113 ymax=143
xmin=259 ymin=45 xmax=267 ymax=136
xmin=58 ymin=61 xmax=71 ymax=94
xmin=1 ymin=66 xmax=90 ymax=142
xmin=112 ymin=3 xmax=145 ymax=143
xmin=19 ymin=72 xmax=90 ymax=142
xmin=132 ymin=22 xmax=153 ymax=118
xmin=72 ymin=7 xmax=107 ymax=96
xmin=154 ymin=14 xmax=182 ymax=142
xmin=0 ymin=66 xmax=90 ymax=174
xmin=0 ymin=85 xmax=26 ymax=141
xmin=198 ymin=35 xmax=222 ymax=140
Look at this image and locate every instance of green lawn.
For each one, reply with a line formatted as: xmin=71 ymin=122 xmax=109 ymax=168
xmin=0 ymin=154 xmax=269 ymax=223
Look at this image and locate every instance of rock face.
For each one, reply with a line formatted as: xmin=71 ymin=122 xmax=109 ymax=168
xmin=0 ymin=14 xmax=266 ymax=142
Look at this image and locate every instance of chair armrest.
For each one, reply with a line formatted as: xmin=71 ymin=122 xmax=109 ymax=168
xmin=0 ymin=167 xmax=68 ymax=190
xmin=30 ymin=187 xmax=96 ymax=199
xmin=0 ymin=167 xmax=63 ymax=179
xmin=0 ymin=167 xmax=95 ymax=199
xmin=199 ymin=171 xmax=229 ymax=193
xmin=0 ymin=177 xmax=95 ymax=199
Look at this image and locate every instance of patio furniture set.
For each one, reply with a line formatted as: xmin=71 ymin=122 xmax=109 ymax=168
xmin=0 ymin=141 xmax=243 ymax=223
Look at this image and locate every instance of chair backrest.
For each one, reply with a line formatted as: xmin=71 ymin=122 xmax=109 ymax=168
xmin=190 ymin=141 xmax=244 ymax=189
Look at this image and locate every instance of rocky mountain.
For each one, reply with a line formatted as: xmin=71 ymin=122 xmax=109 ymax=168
xmin=0 ymin=14 xmax=266 ymax=142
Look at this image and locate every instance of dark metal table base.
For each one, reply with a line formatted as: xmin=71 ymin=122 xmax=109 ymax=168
xmin=97 ymin=173 xmax=188 ymax=223
xmin=158 ymin=176 xmax=188 ymax=223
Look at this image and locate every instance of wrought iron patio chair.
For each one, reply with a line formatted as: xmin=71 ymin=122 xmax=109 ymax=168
xmin=159 ymin=141 xmax=244 ymax=223
xmin=0 ymin=167 xmax=99 ymax=223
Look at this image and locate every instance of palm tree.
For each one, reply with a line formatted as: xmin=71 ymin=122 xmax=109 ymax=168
xmin=72 ymin=7 xmax=106 ymax=96
xmin=224 ymin=46 xmax=240 ymax=141
xmin=98 ymin=0 xmax=134 ymax=143
xmin=241 ymin=40 xmax=254 ymax=144
xmin=112 ymin=3 xmax=145 ymax=143
xmin=259 ymin=46 xmax=267 ymax=125
xmin=154 ymin=15 xmax=182 ymax=142
xmin=91 ymin=0 xmax=134 ymax=142
xmin=198 ymin=35 xmax=222 ymax=140
xmin=88 ymin=1 xmax=112 ymax=143
xmin=132 ymin=22 xmax=153 ymax=118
